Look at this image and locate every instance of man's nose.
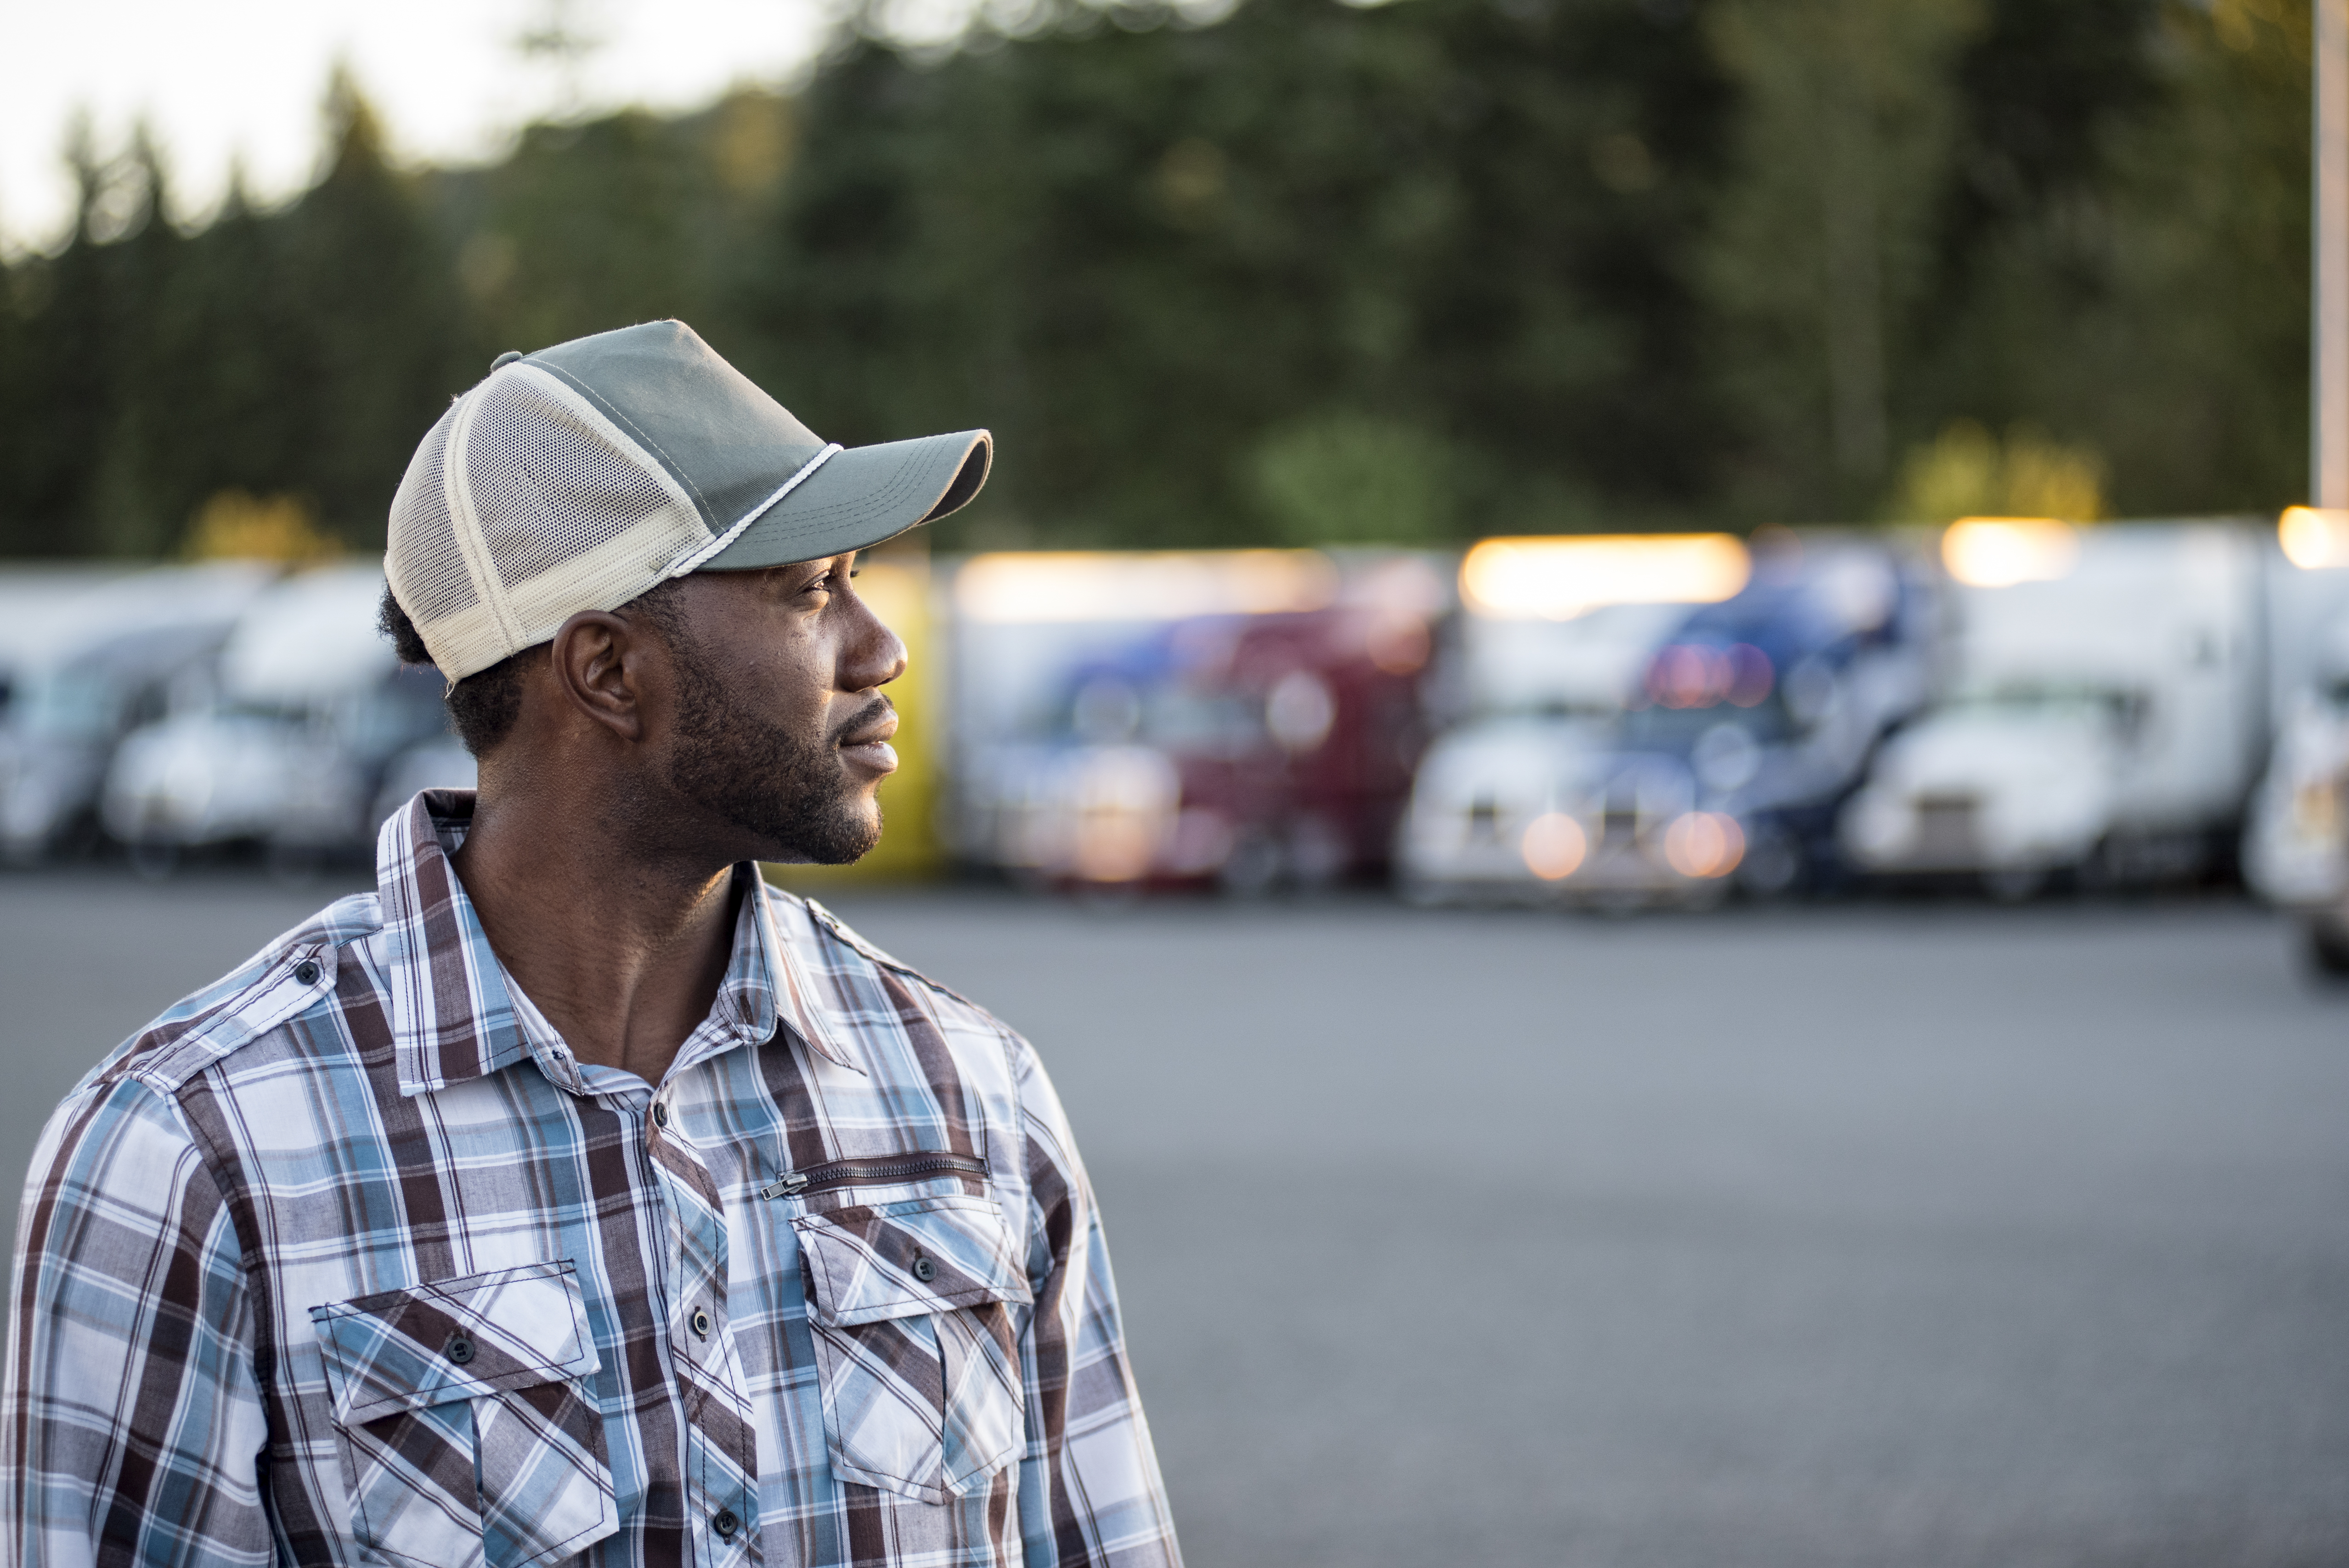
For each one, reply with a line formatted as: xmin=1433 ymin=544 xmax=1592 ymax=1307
xmin=842 ymin=598 xmax=909 ymax=694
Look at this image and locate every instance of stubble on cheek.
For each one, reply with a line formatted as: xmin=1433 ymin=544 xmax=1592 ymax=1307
xmin=662 ymin=634 xmax=885 ymax=865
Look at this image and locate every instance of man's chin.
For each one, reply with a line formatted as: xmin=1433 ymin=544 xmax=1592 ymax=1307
xmin=758 ymin=799 xmax=883 ymax=867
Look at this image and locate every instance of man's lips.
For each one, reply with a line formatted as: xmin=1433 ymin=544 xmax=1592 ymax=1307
xmin=836 ymin=705 xmax=899 ymax=774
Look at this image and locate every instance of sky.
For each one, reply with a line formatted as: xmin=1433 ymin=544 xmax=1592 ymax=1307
xmin=0 ymin=0 xmax=861 ymax=255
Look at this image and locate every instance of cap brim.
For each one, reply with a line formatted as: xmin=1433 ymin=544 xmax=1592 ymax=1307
xmin=698 ymin=429 xmax=990 ymax=571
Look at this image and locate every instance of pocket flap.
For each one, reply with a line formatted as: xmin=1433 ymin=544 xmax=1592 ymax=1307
xmin=310 ymin=1260 xmax=601 ymax=1426
xmin=794 ymin=1195 xmax=1033 ymax=1327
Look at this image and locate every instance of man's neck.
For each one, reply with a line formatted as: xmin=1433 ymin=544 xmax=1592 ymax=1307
xmin=448 ymin=791 xmax=743 ymax=1089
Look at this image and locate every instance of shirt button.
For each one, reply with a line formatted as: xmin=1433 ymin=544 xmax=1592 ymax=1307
xmin=651 ymin=1101 xmax=670 ymax=1128
xmin=712 ymin=1508 xmax=741 ymax=1539
xmin=294 ymin=959 xmax=320 ymax=985
xmin=446 ymin=1334 xmax=476 ymax=1366
xmin=691 ymin=1307 xmax=711 ymax=1339
xmin=911 ymin=1253 xmax=937 ymax=1283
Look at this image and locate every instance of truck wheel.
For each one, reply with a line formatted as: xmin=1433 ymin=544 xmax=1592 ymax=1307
xmin=1736 ymin=828 xmax=1803 ymax=900
xmin=1983 ymin=867 xmax=2046 ymax=903
xmin=2303 ymin=917 xmax=2349 ymax=978
xmin=126 ymin=839 xmax=180 ymax=882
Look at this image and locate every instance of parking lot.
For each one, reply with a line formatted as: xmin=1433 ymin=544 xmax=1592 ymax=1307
xmin=5 ymin=873 xmax=2346 ymax=1567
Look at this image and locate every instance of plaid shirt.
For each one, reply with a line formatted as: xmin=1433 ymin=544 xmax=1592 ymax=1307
xmin=5 ymin=792 xmax=1180 ymax=1568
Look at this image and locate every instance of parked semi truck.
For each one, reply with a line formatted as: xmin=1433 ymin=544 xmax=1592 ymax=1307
xmin=102 ymin=566 xmax=451 ymax=870
xmin=1840 ymin=520 xmax=2264 ymax=896
xmin=1400 ymin=535 xmax=1931 ymax=906
xmin=2242 ymin=615 xmax=2349 ymax=966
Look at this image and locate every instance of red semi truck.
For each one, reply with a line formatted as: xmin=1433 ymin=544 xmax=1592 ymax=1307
xmin=969 ymin=605 xmax=1433 ymax=891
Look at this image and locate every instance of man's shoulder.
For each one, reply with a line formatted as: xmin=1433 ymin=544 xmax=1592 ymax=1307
xmin=767 ymin=887 xmax=1032 ymax=1056
xmin=79 ymin=889 xmax=388 ymax=1103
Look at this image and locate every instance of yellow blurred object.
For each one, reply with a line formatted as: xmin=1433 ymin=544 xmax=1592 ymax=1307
xmin=765 ymin=550 xmax=941 ymax=890
xmin=1459 ymin=535 xmax=1750 ymax=620
xmin=954 ymin=550 xmax=1338 ymax=623
xmin=1941 ymin=518 xmax=2081 ymax=587
xmin=1893 ymin=420 xmax=2107 ymax=525
xmin=185 ymin=490 xmax=340 ymax=563
xmin=2280 ymin=507 xmax=2349 ymax=569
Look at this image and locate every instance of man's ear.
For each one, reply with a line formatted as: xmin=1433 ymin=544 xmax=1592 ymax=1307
xmin=548 ymin=609 xmax=656 ymax=743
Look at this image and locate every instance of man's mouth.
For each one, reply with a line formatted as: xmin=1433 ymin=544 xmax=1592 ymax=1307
xmin=836 ymin=703 xmax=900 ymax=776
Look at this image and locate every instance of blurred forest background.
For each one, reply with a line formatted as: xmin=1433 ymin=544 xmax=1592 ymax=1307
xmin=0 ymin=0 xmax=2313 ymax=557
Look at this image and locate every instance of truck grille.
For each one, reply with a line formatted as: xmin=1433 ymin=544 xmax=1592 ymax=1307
xmin=1913 ymin=793 xmax=1979 ymax=862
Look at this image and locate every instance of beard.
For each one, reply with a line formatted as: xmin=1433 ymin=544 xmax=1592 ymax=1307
xmin=662 ymin=628 xmax=886 ymax=865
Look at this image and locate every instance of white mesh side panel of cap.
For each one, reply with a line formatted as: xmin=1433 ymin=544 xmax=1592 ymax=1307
xmin=385 ymin=404 xmax=480 ymax=629
xmin=465 ymin=369 xmax=707 ymax=587
xmin=457 ymin=367 xmax=709 ymax=666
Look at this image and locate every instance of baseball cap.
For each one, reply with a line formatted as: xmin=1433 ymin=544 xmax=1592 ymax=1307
xmin=385 ymin=319 xmax=990 ymax=682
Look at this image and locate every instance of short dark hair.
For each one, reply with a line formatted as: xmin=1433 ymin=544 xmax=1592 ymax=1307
xmin=378 ymin=580 xmax=688 ymax=758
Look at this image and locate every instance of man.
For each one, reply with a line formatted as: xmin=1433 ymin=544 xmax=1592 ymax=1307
xmin=4 ymin=321 xmax=1182 ymax=1568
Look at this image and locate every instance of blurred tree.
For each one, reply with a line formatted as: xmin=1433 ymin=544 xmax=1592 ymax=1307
xmin=1700 ymin=0 xmax=1987 ymax=519
xmin=183 ymin=489 xmax=341 ymax=562
xmin=1927 ymin=0 xmax=2309 ymax=517
xmin=0 ymin=0 xmax=2317 ymax=553
xmin=85 ymin=127 xmax=191 ymax=556
xmin=1701 ymin=0 xmax=2302 ymax=524
xmin=444 ymin=89 xmax=792 ymax=358
xmin=0 ymin=118 xmax=113 ymax=554
xmin=280 ymin=68 xmax=469 ymax=547
xmin=158 ymin=171 xmax=315 ymax=516
xmin=1248 ymin=412 xmax=1469 ymax=544
xmin=749 ymin=0 xmax=1733 ymax=547
xmin=1889 ymin=418 xmax=2108 ymax=522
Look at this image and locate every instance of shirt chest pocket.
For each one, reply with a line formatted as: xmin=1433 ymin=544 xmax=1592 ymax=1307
xmin=793 ymin=1194 xmax=1036 ymax=1505
xmin=310 ymin=1261 xmax=618 ymax=1568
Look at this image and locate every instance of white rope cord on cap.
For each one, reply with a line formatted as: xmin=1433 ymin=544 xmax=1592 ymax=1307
xmin=670 ymin=442 xmax=844 ymax=576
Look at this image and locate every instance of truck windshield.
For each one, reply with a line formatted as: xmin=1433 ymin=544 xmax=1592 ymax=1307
xmin=1619 ymin=694 xmax=1794 ymax=753
xmin=1949 ymin=685 xmax=2143 ymax=728
xmin=1144 ymin=688 xmax=1264 ymax=756
xmin=13 ymin=669 xmax=123 ymax=739
xmin=1062 ymin=675 xmax=1264 ymax=756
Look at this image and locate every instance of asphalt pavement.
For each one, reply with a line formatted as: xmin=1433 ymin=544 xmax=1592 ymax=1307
xmin=3 ymin=871 xmax=2345 ymax=1567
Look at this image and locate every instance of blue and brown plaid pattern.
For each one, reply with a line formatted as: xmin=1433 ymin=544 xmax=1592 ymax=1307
xmin=4 ymin=791 xmax=1181 ymax=1568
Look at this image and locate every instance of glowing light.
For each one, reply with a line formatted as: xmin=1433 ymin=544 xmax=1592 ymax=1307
xmin=2281 ymin=507 xmax=2349 ymax=569
xmin=1941 ymin=518 xmax=2080 ymax=587
xmin=1663 ymin=812 xmax=1745 ymax=878
xmin=1521 ymin=813 xmax=1588 ymax=880
xmin=1365 ymin=617 xmax=1432 ymax=675
xmin=1265 ymin=671 xmax=1337 ymax=753
xmin=955 ymin=550 xmax=1338 ymax=623
xmin=1067 ymin=748 xmax=1179 ymax=883
xmin=1641 ymin=642 xmax=1774 ymax=710
xmin=1647 ymin=644 xmax=1730 ymax=709
xmin=1459 ymin=535 xmax=1751 ymax=621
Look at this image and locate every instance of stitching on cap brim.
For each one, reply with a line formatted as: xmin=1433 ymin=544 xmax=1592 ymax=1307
xmin=700 ymin=432 xmax=984 ymax=569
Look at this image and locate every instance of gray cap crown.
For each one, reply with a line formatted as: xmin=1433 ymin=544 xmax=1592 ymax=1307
xmin=384 ymin=319 xmax=990 ymax=681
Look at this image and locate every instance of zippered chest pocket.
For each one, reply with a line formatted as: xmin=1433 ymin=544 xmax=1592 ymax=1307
xmin=792 ymin=1193 xmax=1034 ymax=1505
xmin=310 ymin=1261 xmax=617 ymax=1568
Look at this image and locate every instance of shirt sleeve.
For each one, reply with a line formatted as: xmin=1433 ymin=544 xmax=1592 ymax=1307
xmin=1006 ymin=1033 xmax=1183 ymax=1568
xmin=4 ymin=1077 xmax=273 ymax=1568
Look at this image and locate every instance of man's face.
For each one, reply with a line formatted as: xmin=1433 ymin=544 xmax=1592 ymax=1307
xmin=654 ymin=554 xmax=906 ymax=864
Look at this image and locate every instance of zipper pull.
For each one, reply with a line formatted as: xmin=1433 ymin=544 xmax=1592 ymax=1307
xmin=759 ymin=1172 xmax=808 ymax=1201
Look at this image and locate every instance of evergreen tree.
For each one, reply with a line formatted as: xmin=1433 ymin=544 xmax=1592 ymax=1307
xmin=0 ymin=119 xmax=114 ymax=553
xmin=0 ymin=0 xmax=2321 ymax=552
xmin=281 ymin=68 xmax=469 ymax=547
xmin=753 ymin=0 xmax=1732 ymax=547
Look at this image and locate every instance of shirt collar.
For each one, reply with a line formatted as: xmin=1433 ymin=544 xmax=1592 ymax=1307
xmin=377 ymin=790 xmax=860 ymax=1096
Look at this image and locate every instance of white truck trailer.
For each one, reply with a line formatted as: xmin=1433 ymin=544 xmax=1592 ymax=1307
xmin=1839 ymin=521 xmax=2265 ymax=896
